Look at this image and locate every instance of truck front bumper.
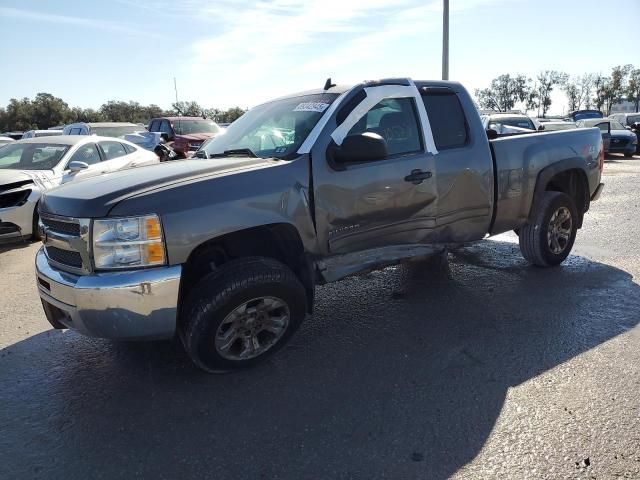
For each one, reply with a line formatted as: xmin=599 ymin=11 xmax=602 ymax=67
xmin=35 ymin=248 xmax=182 ymax=340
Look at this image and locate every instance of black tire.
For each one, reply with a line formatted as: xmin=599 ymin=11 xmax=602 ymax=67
xmin=624 ymin=152 xmax=633 ymax=158
xmin=519 ymin=192 xmax=578 ymax=267
xmin=180 ymin=257 xmax=307 ymax=373
xmin=31 ymin=206 xmax=41 ymax=241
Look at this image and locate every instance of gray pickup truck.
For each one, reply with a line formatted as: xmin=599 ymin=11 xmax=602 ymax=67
xmin=35 ymin=78 xmax=604 ymax=372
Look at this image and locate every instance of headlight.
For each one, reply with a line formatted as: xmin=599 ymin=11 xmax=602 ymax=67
xmin=92 ymin=214 xmax=166 ymax=270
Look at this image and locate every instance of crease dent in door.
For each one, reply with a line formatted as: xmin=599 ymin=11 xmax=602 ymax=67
xmin=317 ymin=183 xmax=437 ymax=226
xmin=436 ymin=168 xmax=491 ymax=220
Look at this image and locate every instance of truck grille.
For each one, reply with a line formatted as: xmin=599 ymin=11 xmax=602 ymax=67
xmin=40 ymin=213 xmax=90 ymax=273
xmin=45 ymin=246 xmax=83 ymax=268
xmin=41 ymin=216 xmax=81 ymax=236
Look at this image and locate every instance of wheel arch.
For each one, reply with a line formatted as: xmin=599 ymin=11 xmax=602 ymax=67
xmin=178 ymin=223 xmax=315 ymax=317
xmin=530 ymin=160 xmax=590 ymax=228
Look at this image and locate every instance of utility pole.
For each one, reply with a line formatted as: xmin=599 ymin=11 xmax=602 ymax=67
xmin=174 ymin=77 xmax=179 ymax=105
xmin=442 ymin=0 xmax=449 ymax=80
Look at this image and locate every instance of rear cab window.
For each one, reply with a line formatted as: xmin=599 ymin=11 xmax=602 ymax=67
xmin=421 ymin=90 xmax=468 ymax=149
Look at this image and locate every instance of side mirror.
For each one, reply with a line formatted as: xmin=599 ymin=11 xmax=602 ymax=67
xmin=538 ymin=125 xmax=545 ymax=131
xmin=486 ymin=128 xmax=499 ymax=140
xmin=68 ymin=161 xmax=89 ymax=172
xmin=334 ymin=133 xmax=388 ymax=164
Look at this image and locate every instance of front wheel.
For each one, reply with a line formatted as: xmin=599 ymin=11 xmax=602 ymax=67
xmin=180 ymin=257 xmax=307 ymax=373
xmin=624 ymin=152 xmax=634 ymax=158
xmin=519 ymin=192 xmax=578 ymax=267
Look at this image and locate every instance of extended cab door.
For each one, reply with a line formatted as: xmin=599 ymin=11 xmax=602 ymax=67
xmin=310 ymin=83 xmax=440 ymax=255
xmin=418 ymin=85 xmax=494 ymax=242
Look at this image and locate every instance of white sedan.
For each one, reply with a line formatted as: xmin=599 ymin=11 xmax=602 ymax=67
xmin=0 ymin=135 xmax=159 ymax=241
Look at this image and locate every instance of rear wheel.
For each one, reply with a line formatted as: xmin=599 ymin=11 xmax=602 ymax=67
xmin=519 ymin=192 xmax=578 ymax=267
xmin=180 ymin=257 xmax=307 ymax=373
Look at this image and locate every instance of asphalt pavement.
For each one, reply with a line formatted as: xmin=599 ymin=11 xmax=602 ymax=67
xmin=1 ymin=155 xmax=639 ymax=479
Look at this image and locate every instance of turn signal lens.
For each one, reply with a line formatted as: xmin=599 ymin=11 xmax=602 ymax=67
xmin=144 ymin=242 xmax=165 ymax=264
xmin=145 ymin=216 xmax=162 ymax=240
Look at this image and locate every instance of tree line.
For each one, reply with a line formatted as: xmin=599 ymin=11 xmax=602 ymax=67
xmin=0 ymin=94 xmax=247 ymax=132
xmin=476 ymin=64 xmax=640 ymax=116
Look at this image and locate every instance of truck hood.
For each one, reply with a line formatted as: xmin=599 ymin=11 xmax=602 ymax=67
xmin=0 ymin=169 xmax=57 ymax=191
xmin=39 ymin=157 xmax=277 ymax=218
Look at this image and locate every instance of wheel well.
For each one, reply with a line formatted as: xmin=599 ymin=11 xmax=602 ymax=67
xmin=544 ymin=169 xmax=589 ymax=227
xmin=179 ymin=224 xmax=315 ymax=314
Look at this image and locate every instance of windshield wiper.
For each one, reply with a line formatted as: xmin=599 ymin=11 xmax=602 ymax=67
xmin=210 ymin=148 xmax=258 ymax=158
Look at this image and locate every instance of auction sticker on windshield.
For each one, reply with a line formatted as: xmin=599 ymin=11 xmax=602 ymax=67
xmin=293 ymin=102 xmax=330 ymax=112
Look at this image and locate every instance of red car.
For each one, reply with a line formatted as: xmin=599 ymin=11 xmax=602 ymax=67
xmin=148 ymin=117 xmax=221 ymax=158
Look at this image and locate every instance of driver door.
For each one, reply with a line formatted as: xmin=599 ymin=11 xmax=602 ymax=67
xmin=311 ymin=86 xmax=439 ymax=255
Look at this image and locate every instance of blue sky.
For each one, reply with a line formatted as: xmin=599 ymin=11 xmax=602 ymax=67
xmin=0 ymin=0 xmax=638 ymax=114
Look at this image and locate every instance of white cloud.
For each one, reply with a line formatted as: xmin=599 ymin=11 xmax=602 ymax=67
xmin=0 ymin=6 xmax=158 ymax=37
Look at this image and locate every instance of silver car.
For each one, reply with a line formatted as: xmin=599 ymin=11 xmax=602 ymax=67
xmin=0 ymin=135 xmax=159 ymax=241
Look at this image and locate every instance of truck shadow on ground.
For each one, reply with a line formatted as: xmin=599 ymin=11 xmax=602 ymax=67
xmin=1 ymin=240 xmax=638 ymax=479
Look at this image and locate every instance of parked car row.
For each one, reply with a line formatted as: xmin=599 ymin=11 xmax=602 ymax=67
xmin=479 ymin=109 xmax=638 ymax=156
xmin=0 ymin=136 xmax=158 ymax=241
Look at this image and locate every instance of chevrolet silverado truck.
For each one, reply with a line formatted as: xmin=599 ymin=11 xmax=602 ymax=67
xmin=35 ymin=78 xmax=604 ymax=372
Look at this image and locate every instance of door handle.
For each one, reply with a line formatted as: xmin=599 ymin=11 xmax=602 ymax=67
xmin=404 ymin=169 xmax=432 ymax=184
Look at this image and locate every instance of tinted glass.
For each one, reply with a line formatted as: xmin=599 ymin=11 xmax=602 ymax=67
xmin=489 ymin=116 xmax=535 ymax=130
xmin=123 ymin=143 xmax=136 ymax=154
xmin=627 ymin=114 xmax=640 ymax=124
xmin=99 ymin=141 xmax=128 ymax=160
xmin=160 ymin=121 xmax=172 ymax=136
xmin=346 ymin=97 xmax=422 ymax=156
xmin=422 ymin=92 xmax=468 ymax=149
xmin=173 ymin=120 xmax=220 ymax=135
xmin=68 ymin=143 xmax=101 ymax=166
xmin=0 ymin=143 xmax=69 ymax=170
xmin=92 ymin=126 xmax=142 ymax=138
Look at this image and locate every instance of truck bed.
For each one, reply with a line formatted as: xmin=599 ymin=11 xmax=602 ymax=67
xmin=489 ymin=128 xmax=603 ymax=235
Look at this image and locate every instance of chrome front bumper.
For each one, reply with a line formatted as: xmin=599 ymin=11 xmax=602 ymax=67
xmin=35 ymin=248 xmax=182 ymax=340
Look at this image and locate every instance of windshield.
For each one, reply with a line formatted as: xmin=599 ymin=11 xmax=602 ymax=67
xmin=0 ymin=143 xmax=70 ymax=170
xmin=488 ymin=117 xmax=535 ymax=130
xmin=174 ymin=120 xmax=220 ymax=135
xmin=203 ymin=93 xmax=339 ymax=160
xmin=573 ymin=111 xmax=602 ymax=121
xmin=544 ymin=123 xmax=577 ymax=131
xmin=92 ymin=125 xmax=144 ymax=138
